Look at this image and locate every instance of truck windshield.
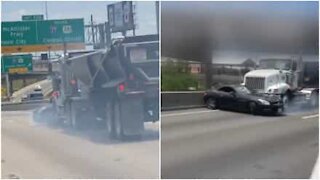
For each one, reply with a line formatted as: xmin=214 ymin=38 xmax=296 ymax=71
xmin=259 ymin=59 xmax=292 ymax=70
xmin=128 ymin=44 xmax=159 ymax=63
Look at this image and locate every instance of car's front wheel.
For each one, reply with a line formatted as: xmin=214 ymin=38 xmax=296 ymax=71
xmin=272 ymin=107 xmax=284 ymax=116
xmin=206 ymin=97 xmax=218 ymax=110
xmin=249 ymin=102 xmax=257 ymax=115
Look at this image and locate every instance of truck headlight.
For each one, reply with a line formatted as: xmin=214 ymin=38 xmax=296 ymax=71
xmin=258 ymin=99 xmax=270 ymax=105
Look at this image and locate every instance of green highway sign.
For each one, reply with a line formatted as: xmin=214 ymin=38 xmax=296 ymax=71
xmin=1 ymin=54 xmax=33 ymax=73
xmin=2 ymin=21 xmax=38 ymax=46
xmin=1 ymin=18 xmax=85 ymax=53
xmin=22 ymin=14 xmax=44 ymax=21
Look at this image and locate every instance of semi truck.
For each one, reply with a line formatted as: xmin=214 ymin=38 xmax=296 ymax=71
xmin=48 ymin=34 xmax=159 ymax=140
xmin=243 ymin=57 xmax=319 ymax=109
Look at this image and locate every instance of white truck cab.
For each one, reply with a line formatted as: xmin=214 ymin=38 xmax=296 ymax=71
xmin=244 ymin=69 xmax=290 ymax=94
xmin=243 ymin=57 xmax=319 ymax=108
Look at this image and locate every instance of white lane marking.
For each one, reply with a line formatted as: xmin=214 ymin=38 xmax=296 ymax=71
xmin=162 ymin=110 xmax=217 ymax=117
xmin=302 ymin=114 xmax=319 ymax=119
xmin=310 ymin=157 xmax=318 ymax=179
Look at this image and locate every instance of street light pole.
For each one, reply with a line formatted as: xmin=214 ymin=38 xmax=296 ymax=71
xmin=45 ymin=1 xmax=48 ymax=20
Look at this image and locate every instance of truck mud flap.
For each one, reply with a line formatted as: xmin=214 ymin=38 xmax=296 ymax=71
xmin=119 ymin=95 xmax=145 ymax=136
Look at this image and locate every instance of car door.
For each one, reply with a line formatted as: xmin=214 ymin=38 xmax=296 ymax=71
xmin=234 ymin=92 xmax=249 ymax=111
xmin=220 ymin=91 xmax=236 ymax=109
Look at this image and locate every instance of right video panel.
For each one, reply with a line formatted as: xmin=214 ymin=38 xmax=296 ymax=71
xmin=161 ymin=1 xmax=319 ymax=179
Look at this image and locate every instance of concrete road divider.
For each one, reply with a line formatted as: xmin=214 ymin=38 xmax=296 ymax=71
xmin=161 ymin=91 xmax=205 ymax=111
xmin=1 ymin=99 xmax=50 ymax=111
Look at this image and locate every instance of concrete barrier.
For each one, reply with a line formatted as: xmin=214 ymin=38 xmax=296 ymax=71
xmin=161 ymin=91 xmax=205 ymax=111
xmin=1 ymin=99 xmax=50 ymax=111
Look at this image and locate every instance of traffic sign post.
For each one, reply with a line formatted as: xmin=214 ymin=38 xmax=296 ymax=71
xmin=1 ymin=18 xmax=85 ymax=53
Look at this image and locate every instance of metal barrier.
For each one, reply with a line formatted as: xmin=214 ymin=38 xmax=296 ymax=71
xmin=161 ymin=91 xmax=205 ymax=111
xmin=1 ymin=99 xmax=50 ymax=111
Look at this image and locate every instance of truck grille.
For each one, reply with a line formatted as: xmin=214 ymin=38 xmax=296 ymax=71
xmin=245 ymin=77 xmax=265 ymax=90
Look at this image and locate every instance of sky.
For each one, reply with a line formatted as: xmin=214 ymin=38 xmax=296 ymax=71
xmin=161 ymin=1 xmax=319 ymax=63
xmin=1 ymin=1 xmax=158 ymax=36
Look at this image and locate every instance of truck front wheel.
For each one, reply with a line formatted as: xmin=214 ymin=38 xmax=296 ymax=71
xmin=282 ymin=94 xmax=289 ymax=111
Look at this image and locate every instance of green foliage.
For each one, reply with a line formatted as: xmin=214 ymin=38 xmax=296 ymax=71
xmin=161 ymin=60 xmax=200 ymax=91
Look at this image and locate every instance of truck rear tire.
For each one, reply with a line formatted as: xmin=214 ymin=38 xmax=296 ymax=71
xmin=114 ymin=101 xmax=125 ymax=140
xmin=69 ymin=102 xmax=87 ymax=130
xmin=70 ymin=105 xmax=82 ymax=130
xmin=106 ymin=102 xmax=116 ymax=138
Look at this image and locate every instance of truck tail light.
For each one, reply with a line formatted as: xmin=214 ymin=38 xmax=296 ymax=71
xmin=70 ymin=79 xmax=77 ymax=85
xmin=118 ymin=83 xmax=125 ymax=92
xmin=129 ymin=73 xmax=135 ymax=80
xmin=52 ymin=91 xmax=59 ymax=98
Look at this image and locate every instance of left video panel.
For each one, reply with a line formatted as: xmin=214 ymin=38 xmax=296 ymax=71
xmin=1 ymin=1 xmax=160 ymax=179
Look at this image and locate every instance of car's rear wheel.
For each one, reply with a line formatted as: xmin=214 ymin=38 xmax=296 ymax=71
xmin=206 ymin=97 xmax=218 ymax=110
xmin=249 ymin=102 xmax=257 ymax=115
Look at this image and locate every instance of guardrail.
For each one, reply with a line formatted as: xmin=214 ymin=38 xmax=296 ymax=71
xmin=4 ymin=92 xmax=205 ymax=111
xmin=161 ymin=91 xmax=205 ymax=111
xmin=1 ymin=99 xmax=50 ymax=111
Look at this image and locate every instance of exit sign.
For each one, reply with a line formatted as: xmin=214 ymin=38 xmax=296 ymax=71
xmin=22 ymin=15 xmax=44 ymax=21
xmin=1 ymin=54 xmax=33 ymax=73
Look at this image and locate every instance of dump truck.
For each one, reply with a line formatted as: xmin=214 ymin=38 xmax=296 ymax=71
xmin=243 ymin=57 xmax=319 ymax=109
xmin=49 ymin=34 xmax=159 ymax=140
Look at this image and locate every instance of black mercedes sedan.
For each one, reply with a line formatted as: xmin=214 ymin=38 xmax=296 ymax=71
xmin=203 ymin=85 xmax=284 ymax=115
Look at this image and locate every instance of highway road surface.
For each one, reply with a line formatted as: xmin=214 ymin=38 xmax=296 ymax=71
xmin=161 ymin=107 xmax=319 ymax=179
xmin=2 ymin=110 xmax=159 ymax=179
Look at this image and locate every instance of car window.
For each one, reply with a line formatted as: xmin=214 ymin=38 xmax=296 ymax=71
xmin=235 ymin=86 xmax=251 ymax=94
xmin=30 ymin=93 xmax=43 ymax=98
xmin=218 ymin=87 xmax=235 ymax=93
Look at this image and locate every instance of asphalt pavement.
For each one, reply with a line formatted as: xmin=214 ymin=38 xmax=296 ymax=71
xmin=161 ymin=107 xmax=319 ymax=179
xmin=2 ymin=110 xmax=159 ymax=179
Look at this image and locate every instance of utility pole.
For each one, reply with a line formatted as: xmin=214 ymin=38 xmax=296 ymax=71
xmin=45 ymin=1 xmax=51 ymax=74
xmin=5 ymin=73 xmax=10 ymax=98
xmin=156 ymin=1 xmax=159 ymax=34
xmin=91 ymin=15 xmax=96 ymax=47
